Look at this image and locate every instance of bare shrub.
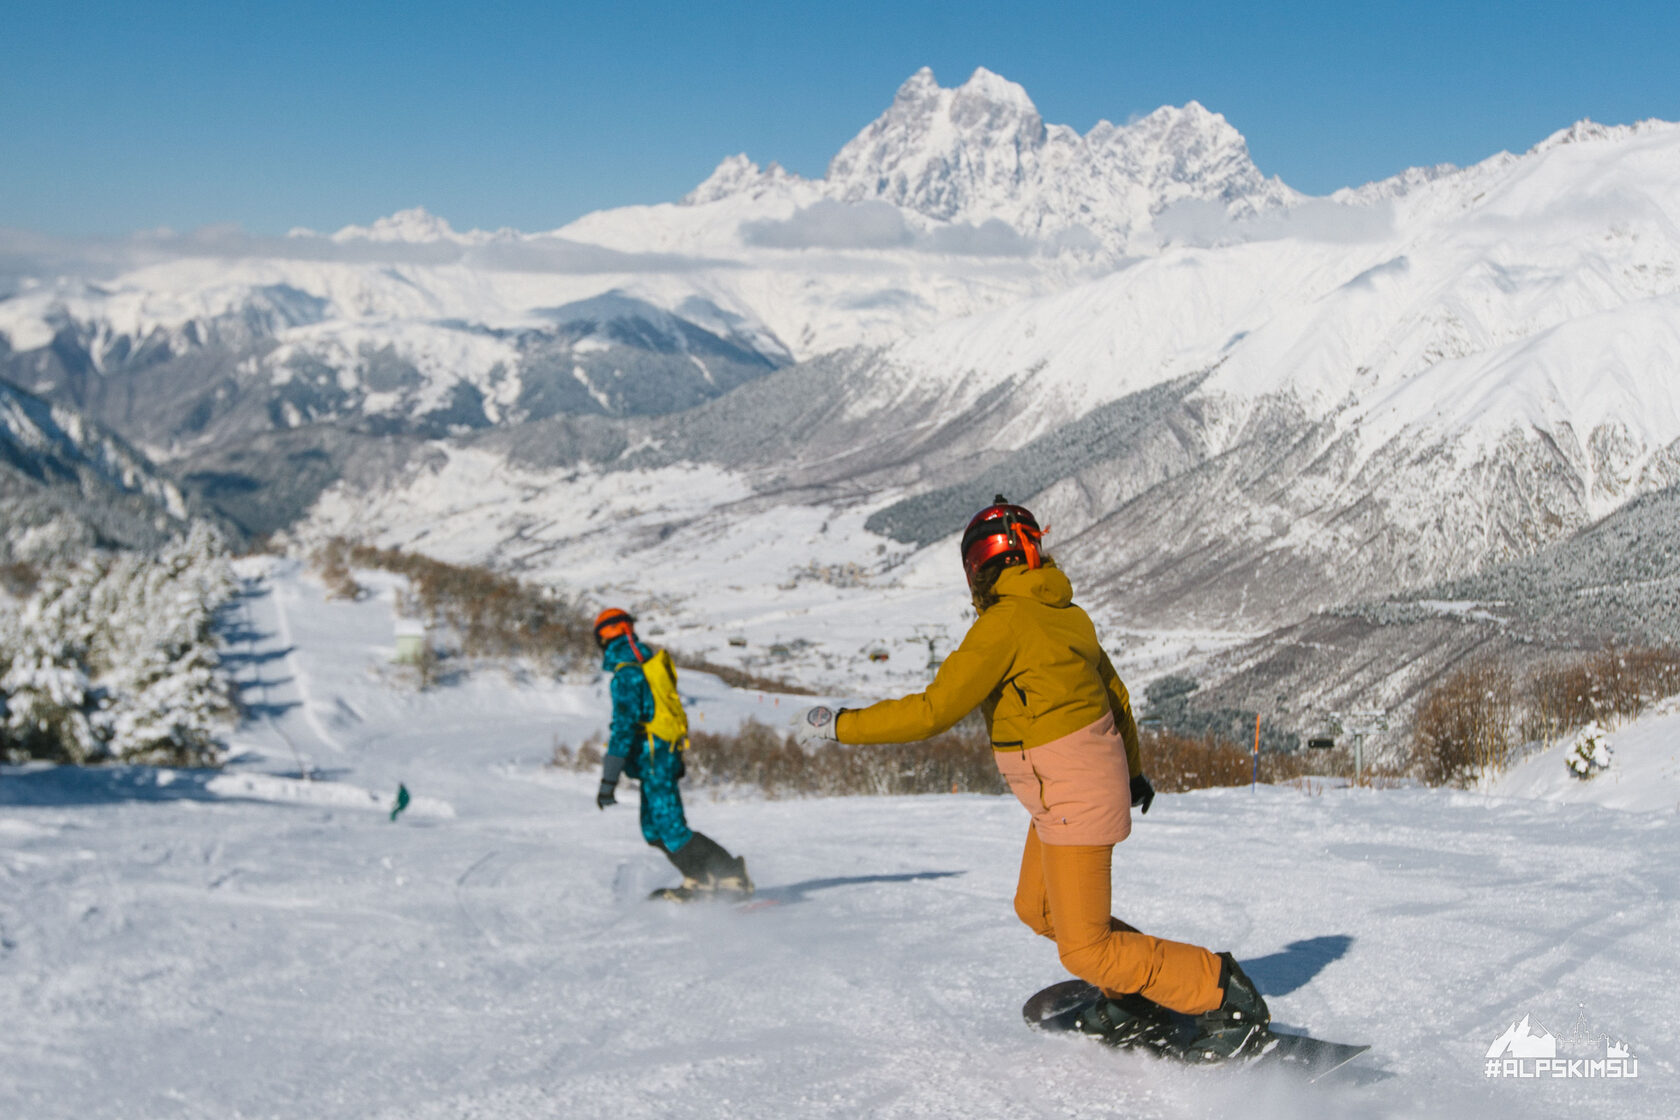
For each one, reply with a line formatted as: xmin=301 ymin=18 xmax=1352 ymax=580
xmin=1143 ymin=729 xmax=1317 ymax=792
xmin=552 ymin=736 xmax=604 ymax=770
xmin=671 ymin=657 xmax=816 ymax=696
xmin=1412 ymin=661 xmax=1517 ymax=787
xmin=550 ymin=719 xmax=1005 ymax=798
xmin=314 ymin=550 xmax=362 ymax=600
xmin=1407 ymin=644 xmax=1680 ymax=787
xmin=314 ymin=538 xmax=596 ymax=670
xmin=411 ymin=643 xmax=440 ymax=692
xmin=1523 ymin=646 xmax=1680 ymax=742
xmin=551 ymin=719 xmax=1327 ymax=799
xmin=690 ymin=720 xmax=1009 ymax=798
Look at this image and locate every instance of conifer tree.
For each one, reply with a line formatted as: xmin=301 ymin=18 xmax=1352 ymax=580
xmin=0 ymin=523 xmax=237 ymax=765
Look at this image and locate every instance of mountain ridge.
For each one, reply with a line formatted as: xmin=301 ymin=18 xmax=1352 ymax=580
xmin=0 ymin=378 xmax=192 ymax=562
xmin=3 ymin=70 xmax=1678 ymax=709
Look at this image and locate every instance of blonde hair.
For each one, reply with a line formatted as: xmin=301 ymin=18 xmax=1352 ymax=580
xmin=970 ymin=555 xmax=1056 ymax=613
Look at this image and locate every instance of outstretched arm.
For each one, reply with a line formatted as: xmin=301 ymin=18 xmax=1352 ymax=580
xmin=837 ymin=611 xmax=1012 ymax=744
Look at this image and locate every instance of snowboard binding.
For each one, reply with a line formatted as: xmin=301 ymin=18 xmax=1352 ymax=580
xmin=1023 ymin=976 xmax=1371 ymax=1081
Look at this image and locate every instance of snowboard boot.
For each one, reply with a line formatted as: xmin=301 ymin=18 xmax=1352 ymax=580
xmin=1074 ymin=992 xmax=1178 ymax=1050
xmin=713 ymin=853 xmax=754 ymax=897
xmin=1184 ymin=952 xmax=1271 ymax=1062
xmin=661 ymin=832 xmax=750 ymax=897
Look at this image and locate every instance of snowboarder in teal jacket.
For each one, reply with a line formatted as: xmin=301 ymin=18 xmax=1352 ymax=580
xmin=594 ymin=608 xmax=752 ymax=897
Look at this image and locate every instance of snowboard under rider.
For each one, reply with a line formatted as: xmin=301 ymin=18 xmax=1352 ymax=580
xmin=593 ymin=608 xmax=752 ymax=898
xmin=796 ymin=497 xmax=1270 ymax=1060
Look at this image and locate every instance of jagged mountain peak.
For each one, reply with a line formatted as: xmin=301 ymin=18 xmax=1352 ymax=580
xmin=661 ymin=68 xmax=1294 ymax=254
xmin=682 ymin=154 xmax=808 ymax=206
xmin=881 ymin=65 xmax=1039 ymax=119
xmin=1529 ymin=116 xmax=1671 ymax=155
xmin=1103 ymin=100 xmax=1234 ymax=147
xmin=330 ymin=206 xmax=463 ymax=244
xmin=953 ymin=66 xmax=1036 ymax=110
xmin=813 ymin=67 xmax=1291 ymax=247
xmin=826 ymin=67 xmax=1049 ymax=219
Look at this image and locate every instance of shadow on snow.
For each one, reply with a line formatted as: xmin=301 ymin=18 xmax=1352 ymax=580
xmin=1243 ymin=935 xmax=1355 ymax=997
xmin=754 ymin=870 xmax=966 ymax=904
xmin=0 ymin=764 xmax=351 ymax=807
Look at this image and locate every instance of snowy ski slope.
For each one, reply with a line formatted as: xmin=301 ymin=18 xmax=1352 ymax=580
xmin=1492 ymin=699 xmax=1680 ymax=813
xmin=1 ymin=560 xmax=1675 ymax=1119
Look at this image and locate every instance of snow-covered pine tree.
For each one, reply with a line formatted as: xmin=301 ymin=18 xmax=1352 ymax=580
xmin=0 ymin=558 xmax=105 ymax=762
xmin=93 ymin=525 xmax=238 ymax=766
xmin=1565 ymin=722 xmax=1613 ymax=780
xmin=0 ymin=523 xmax=237 ymax=766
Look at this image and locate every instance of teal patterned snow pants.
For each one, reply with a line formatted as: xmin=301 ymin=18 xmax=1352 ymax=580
xmin=637 ymin=738 xmax=693 ymax=854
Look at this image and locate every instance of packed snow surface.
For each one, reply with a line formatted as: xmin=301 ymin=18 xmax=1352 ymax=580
xmin=2 ymin=561 xmax=1675 ymax=1119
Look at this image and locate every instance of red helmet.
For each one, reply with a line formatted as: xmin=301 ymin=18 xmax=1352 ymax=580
xmin=960 ymin=494 xmax=1044 ymax=586
xmin=593 ymin=607 xmax=636 ymax=647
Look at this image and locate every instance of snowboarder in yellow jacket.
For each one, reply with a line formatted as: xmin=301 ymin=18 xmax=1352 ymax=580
xmin=797 ymin=496 xmax=1269 ymax=1059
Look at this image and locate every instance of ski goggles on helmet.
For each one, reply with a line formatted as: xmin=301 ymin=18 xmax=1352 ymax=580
xmin=593 ymin=608 xmax=636 ymax=647
xmin=960 ymin=494 xmax=1044 ymax=585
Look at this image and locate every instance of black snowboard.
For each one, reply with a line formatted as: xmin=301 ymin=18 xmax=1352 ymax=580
xmin=1023 ymin=980 xmax=1369 ymax=1083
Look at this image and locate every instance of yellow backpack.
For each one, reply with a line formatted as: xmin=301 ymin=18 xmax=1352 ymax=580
xmin=617 ymin=646 xmax=689 ymax=750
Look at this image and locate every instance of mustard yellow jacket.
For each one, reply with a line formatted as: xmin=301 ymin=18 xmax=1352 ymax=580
xmin=836 ymin=563 xmax=1143 ymax=776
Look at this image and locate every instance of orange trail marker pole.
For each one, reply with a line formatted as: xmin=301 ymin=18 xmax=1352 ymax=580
xmin=1252 ymin=712 xmax=1261 ymax=792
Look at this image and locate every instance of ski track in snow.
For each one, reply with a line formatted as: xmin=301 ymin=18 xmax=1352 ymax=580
xmin=1 ymin=560 xmax=1675 ymax=1119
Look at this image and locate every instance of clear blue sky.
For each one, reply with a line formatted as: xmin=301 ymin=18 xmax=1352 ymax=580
xmin=4 ymin=0 xmax=1676 ymax=237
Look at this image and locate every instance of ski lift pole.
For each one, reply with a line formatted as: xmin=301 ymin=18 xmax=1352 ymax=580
xmin=1252 ymin=712 xmax=1260 ymax=792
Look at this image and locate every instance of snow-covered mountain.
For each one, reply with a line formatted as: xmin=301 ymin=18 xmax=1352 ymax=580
xmin=823 ymin=67 xmax=1295 ymax=246
xmin=4 ymin=66 xmax=1678 ymax=709
xmin=0 ymin=380 xmax=189 ymax=563
xmin=623 ymin=66 xmax=1293 ymax=257
xmin=298 ymin=110 xmax=1680 ymax=702
xmin=0 ymin=265 xmax=790 ymax=456
xmin=830 ymin=117 xmax=1680 ymax=627
xmin=0 ymin=67 xmax=1293 ymax=464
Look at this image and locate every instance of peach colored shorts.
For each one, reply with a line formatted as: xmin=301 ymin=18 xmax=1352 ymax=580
xmin=993 ymin=711 xmax=1133 ymax=845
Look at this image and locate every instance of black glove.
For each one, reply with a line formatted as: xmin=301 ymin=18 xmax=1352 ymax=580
xmin=596 ymin=781 xmax=617 ymax=810
xmin=1130 ymin=774 xmax=1155 ymax=814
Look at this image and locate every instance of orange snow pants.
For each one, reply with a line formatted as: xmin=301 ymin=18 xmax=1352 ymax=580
xmin=1014 ymin=826 xmax=1224 ymax=1015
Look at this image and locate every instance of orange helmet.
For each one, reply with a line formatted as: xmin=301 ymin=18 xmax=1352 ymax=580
xmin=960 ymin=494 xmax=1044 ymax=587
xmin=593 ymin=607 xmax=636 ymax=648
